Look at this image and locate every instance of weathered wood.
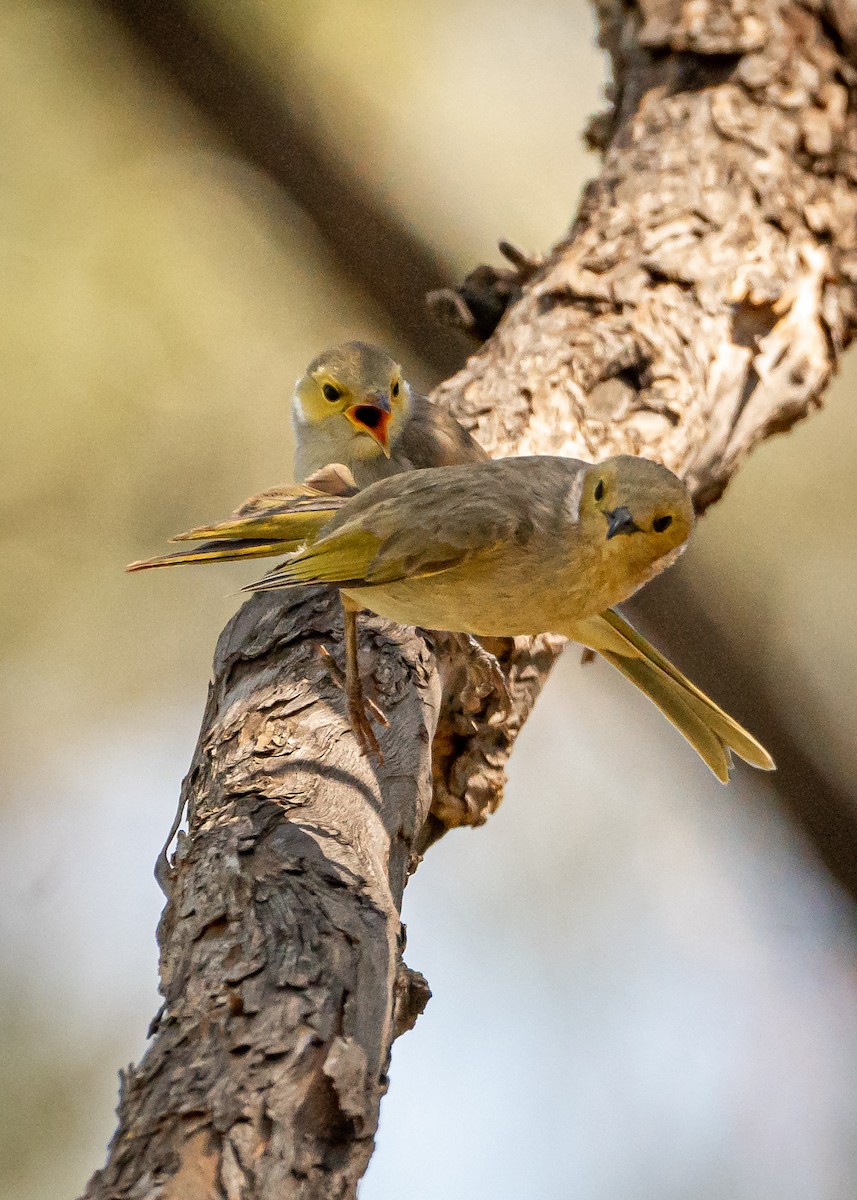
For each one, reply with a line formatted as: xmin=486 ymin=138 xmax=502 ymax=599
xmin=84 ymin=1 xmax=857 ymax=1196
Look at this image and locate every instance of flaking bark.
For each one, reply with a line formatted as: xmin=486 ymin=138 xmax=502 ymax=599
xmin=84 ymin=1 xmax=857 ymax=1196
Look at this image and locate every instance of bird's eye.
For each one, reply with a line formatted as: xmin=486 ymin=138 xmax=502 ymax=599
xmin=653 ymin=515 xmax=673 ymax=532
xmin=322 ymin=383 xmax=341 ymax=402
xmin=392 ymin=380 xmax=400 ymax=397
xmin=594 ymin=479 xmax=605 ymax=502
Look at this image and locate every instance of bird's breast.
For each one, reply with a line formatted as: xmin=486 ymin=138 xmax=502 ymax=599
xmin=342 ymin=542 xmax=608 ymax=637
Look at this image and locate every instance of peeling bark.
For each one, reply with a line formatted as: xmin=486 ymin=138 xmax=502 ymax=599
xmin=84 ymin=2 xmax=857 ymax=1196
xmin=89 ymin=589 xmax=439 ymax=1198
xmin=440 ymin=2 xmax=857 ymax=511
xmin=431 ymin=0 xmax=857 ymax=825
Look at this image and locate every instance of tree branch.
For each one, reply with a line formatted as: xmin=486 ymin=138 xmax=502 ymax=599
xmin=84 ymin=1 xmax=857 ymax=1195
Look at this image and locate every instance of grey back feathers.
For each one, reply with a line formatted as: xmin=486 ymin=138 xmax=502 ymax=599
xmin=354 ymin=391 xmax=488 ymax=485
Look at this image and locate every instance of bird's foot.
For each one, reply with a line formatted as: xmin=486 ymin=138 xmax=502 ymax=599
xmin=450 ymin=634 xmax=513 ymax=718
xmin=302 ymin=462 xmax=359 ymax=496
xmin=318 ymin=644 xmax=388 ymax=761
xmin=347 ymin=692 xmax=386 ymax=762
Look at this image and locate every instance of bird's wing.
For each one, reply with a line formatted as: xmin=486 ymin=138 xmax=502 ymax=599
xmin=127 ymin=486 xmax=346 ymax=572
xmin=127 ymin=538 xmax=305 ymax=572
xmin=573 ymin=609 xmax=775 ymax=776
xmin=396 ymin=393 xmax=489 ymax=468
xmin=247 ymin=463 xmax=536 ymax=592
xmin=301 ymin=463 xmax=359 ymax=496
xmin=170 ymin=486 xmax=345 ymax=543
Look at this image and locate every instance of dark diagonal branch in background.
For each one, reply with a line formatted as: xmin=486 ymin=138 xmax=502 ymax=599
xmin=85 ymin=2 xmax=857 ymax=1196
xmin=98 ymin=0 xmax=466 ymax=378
xmin=628 ymin=579 xmax=857 ymax=896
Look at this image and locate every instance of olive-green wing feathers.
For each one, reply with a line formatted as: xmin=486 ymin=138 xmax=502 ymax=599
xmin=173 ymin=485 xmax=345 ymax=542
xmin=247 ymin=464 xmax=534 ymax=593
xmin=127 ymin=537 xmax=306 ymax=571
xmin=127 ymin=484 xmax=346 ymax=572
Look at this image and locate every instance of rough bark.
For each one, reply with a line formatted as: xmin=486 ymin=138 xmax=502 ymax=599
xmin=84 ymin=1 xmax=857 ymax=1196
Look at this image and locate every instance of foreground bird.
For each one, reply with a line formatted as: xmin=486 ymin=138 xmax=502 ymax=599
xmin=293 ymin=341 xmax=488 ymax=485
xmin=240 ymin=455 xmax=774 ymax=781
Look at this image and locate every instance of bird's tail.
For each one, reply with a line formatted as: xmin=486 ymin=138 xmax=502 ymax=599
xmin=573 ymin=609 xmax=775 ymax=781
xmin=127 ymin=484 xmax=346 ymax=572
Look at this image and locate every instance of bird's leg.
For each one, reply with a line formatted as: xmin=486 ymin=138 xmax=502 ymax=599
xmin=343 ymin=597 xmax=386 ymax=760
xmin=318 ymin=595 xmax=388 ymax=760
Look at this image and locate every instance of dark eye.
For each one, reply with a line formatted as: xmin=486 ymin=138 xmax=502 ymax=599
xmin=392 ymin=379 xmax=399 ymax=397
xmin=653 ymin=514 xmax=673 ymax=532
xmin=322 ymin=383 xmax=341 ymax=402
xmin=593 ymin=479 xmax=605 ymax=502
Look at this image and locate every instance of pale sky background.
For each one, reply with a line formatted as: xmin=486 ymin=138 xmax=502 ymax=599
xmin=2 ymin=3 xmax=857 ymax=1199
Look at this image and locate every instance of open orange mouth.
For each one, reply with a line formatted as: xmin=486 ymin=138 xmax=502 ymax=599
xmin=345 ymin=404 xmax=392 ymax=455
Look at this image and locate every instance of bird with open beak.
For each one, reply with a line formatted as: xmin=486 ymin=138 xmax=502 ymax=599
xmin=291 ymin=341 xmax=487 ymax=487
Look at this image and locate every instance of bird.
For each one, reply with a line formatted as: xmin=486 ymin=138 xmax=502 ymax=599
xmin=129 ymin=341 xmax=487 ymax=568
xmin=292 ymin=341 xmax=488 ymax=486
xmin=241 ymin=455 xmax=775 ymax=781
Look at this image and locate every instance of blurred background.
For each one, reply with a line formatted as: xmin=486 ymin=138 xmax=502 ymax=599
xmin=3 ymin=3 xmax=857 ymax=1198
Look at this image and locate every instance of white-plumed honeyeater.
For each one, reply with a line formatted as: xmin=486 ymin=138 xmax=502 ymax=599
xmin=292 ymin=341 xmax=487 ymax=484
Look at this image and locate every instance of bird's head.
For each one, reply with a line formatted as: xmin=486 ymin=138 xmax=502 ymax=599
xmin=579 ymin=455 xmax=695 ymax=588
xmin=293 ymin=342 xmax=412 ymax=460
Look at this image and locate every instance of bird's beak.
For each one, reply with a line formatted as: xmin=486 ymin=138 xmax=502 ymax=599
xmin=345 ymin=392 xmax=393 ymax=456
xmin=605 ymin=506 xmax=641 ymax=539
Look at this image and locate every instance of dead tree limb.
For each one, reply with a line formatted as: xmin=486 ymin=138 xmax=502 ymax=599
xmin=84 ymin=1 xmax=857 ymax=1196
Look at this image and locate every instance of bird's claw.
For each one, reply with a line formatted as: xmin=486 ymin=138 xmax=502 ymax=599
xmin=451 ymin=634 xmax=513 ymax=717
xmin=348 ymin=696 xmax=385 ymax=762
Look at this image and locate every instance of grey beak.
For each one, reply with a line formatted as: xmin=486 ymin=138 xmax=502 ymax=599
xmin=369 ymin=390 xmax=393 ymax=414
xmin=605 ymin=506 xmax=641 ymax=539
